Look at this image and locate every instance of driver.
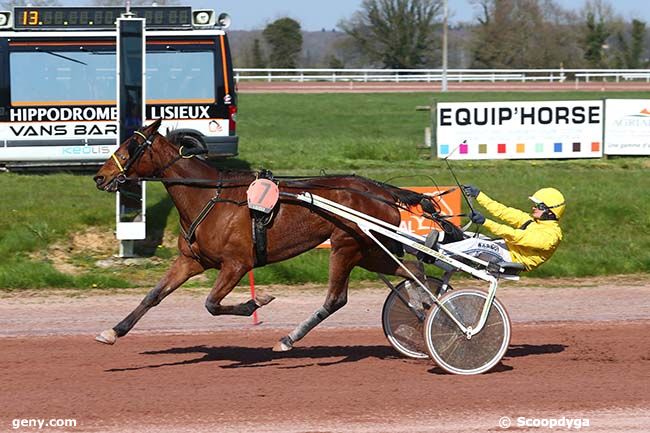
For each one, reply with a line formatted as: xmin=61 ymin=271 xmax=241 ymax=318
xmin=462 ymin=185 xmax=565 ymax=271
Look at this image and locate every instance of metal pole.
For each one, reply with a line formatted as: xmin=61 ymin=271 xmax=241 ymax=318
xmin=116 ymin=16 xmax=146 ymax=257
xmin=441 ymin=0 xmax=448 ymax=92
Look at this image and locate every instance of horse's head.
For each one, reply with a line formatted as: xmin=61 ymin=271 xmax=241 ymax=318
xmin=93 ymin=118 xmax=164 ymax=192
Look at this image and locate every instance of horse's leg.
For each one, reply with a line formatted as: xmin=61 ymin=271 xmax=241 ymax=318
xmin=272 ymin=241 xmax=424 ymax=352
xmin=204 ymin=261 xmax=275 ymax=316
xmin=357 ymin=247 xmax=425 ymax=281
xmin=95 ymin=255 xmax=204 ymax=345
xmin=273 ymin=243 xmax=360 ymax=352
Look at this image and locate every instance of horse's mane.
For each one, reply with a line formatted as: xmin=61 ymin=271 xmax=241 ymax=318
xmin=164 ymin=130 xmax=256 ymax=182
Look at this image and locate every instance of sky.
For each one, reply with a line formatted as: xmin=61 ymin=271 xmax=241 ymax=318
xmin=181 ymin=0 xmax=650 ymax=31
xmin=53 ymin=0 xmax=650 ymax=31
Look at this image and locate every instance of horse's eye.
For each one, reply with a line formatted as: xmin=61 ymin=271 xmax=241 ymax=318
xmin=120 ymin=154 xmax=127 ymax=160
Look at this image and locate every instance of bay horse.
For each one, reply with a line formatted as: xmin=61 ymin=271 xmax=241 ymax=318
xmin=93 ymin=119 xmax=448 ymax=351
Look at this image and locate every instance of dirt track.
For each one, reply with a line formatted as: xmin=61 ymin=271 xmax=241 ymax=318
xmin=1 ymin=277 xmax=649 ymax=433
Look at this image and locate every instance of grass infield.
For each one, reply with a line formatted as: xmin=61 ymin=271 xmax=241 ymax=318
xmin=1 ymin=91 xmax=649 ymax=289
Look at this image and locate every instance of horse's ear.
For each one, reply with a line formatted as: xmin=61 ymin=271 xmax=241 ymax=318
xmin=146 ymin=118 xmax=163 ymax=133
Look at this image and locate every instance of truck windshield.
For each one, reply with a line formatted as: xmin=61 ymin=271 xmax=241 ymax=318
xmin=10 ymin=48 xmax=215 ymax=105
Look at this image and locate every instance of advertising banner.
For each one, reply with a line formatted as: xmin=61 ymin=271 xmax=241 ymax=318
xmin=318 ymin=186 xmax=461 ymax=248
xmin=604 ymin=99 xmax=650 ymax=155
xmin=437 ymin=100 xmax=604 ymax=160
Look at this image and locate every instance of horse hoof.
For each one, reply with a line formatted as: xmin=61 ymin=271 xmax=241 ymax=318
xmin=95 ymin=329 xmax=117 ymax=345
xmin=272 ymin=336 xmax=293 ymax=352
xmin=255 ymin=293 xmax=275 ymax=307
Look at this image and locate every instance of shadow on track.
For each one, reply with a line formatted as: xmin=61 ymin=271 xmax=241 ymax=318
xmin=105 ymin=343 xmax=567 ymax=374
xmin=426 ymin=343 xmax=566 ymax=375
xmin=106 ymin=344 xmax=404 ymax=372
xmin=505 ymin=343 xmax=566 ymax=359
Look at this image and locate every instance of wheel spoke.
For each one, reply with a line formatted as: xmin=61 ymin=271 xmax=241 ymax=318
xmin=424 ymin=289 xmax=510 ymax=375
xmin=382 ymin=277 xmax=445 ymax=359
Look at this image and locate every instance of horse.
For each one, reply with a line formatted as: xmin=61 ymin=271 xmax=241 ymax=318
xmin=93 ymin=119 xmax=456 ymax=351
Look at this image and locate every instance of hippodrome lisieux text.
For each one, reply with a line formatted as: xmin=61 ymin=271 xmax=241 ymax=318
xmin=9 ymin=105 xmax=211 ymax=122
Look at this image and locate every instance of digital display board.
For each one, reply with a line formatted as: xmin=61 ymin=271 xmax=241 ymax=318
xmin=14 ymin=6 xmax=192 ymax=29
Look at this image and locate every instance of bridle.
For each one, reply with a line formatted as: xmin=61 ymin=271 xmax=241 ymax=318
xmin=110 ymin=129 xmax=156 ymax=183
xmin=110 ymin=128 xmax=209 ymax=184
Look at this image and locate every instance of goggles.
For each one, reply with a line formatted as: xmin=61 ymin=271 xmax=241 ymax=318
xmin=533 ymin=201 xmax=564 ymax=211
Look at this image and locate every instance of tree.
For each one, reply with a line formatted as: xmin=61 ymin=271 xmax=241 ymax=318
xmin=470 ymin=0 xmax=583 ymax=68
xmin=262 ymin=17 xmax=303 ymax=68
xmin=339 ymin=0 xmax=443 ymax=69
xmin=615 ymin=19 xmax=646 ymax=68
xmin=583 ymin=12 xmax=610 ymax=67
xmin=628 ymin=19 xmax=647 ymax=68
xmin=250 ymin=38 xmax=266 ymax=68
xmin=580 ymin=0 xmax=616 ymax=67
xmin=326 ymin=54 xmax=345 ymax=69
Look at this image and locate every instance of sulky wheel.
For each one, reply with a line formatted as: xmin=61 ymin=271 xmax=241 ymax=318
xmin=424 ymin=289 xmax=510 ymax=375
xmin=382 ymin=277 xmax=449 ymax=359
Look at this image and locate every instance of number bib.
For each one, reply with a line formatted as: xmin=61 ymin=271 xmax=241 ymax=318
xmin=246 ymin=179 xmax=279 ymax=213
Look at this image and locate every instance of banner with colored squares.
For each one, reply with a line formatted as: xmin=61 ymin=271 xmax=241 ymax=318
xmin=437 ymin=100 xmax=604 ymax=160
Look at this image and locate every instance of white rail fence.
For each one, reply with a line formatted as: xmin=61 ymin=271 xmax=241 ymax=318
xmin=234 ymin=68 xmax=650 ymax=84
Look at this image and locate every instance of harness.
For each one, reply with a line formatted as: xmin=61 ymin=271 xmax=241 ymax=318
xmin=110 ymin=129 xmax=451 ymax=267
xmin=248 ymin=169 xmax=278 ymax=267
xmin=179 ymin=184 xmax=223 ymax=246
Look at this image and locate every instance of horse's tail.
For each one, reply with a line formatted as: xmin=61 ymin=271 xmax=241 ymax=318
xmin=382 ymin=183 xmax=466 ymax=245
xmin=379 ymin=182 xmax=441 ymax=214
xmin=438 ymin=218 xmax=466 ymax=243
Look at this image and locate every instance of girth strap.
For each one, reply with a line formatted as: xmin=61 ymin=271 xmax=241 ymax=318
xmin=251 ymin=210 xmax=269 ymax=267
xmin=250 ymin=169 xmax=276 ymax=267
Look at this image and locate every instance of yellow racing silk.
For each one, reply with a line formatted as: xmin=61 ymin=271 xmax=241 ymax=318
xmin=476 ymin=192 xmax=563 ymax=271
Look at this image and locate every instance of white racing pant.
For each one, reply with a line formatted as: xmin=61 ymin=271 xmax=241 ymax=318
xmin=442 ymin=236 xmax=512 ymax=263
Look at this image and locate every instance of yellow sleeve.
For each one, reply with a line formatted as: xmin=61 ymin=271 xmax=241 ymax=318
xmin=483 ymin=219 xmax=519 ymax=240
xmin=476 ymin=192 xmax=531 ymax=228
xmin=484 ymin=220 xmax=560 ymax=251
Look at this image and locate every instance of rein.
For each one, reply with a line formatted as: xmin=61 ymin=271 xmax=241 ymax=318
xmin=128 ymin=170 xmax=454 ymax=221
xmin=113 ymin=130 xmax=454 ymax=248
xmin=127 ymin=173 xmax=425 ymax=214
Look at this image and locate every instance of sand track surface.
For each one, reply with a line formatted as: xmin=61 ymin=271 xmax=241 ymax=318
xmin=2 ymin=278 xmax=649 ymax=432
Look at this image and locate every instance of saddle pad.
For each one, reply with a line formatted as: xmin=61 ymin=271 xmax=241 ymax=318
xmin=247 ymin=179 xmax=279 ymax=213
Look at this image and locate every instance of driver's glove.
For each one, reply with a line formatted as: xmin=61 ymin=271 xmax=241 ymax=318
xmin=462 ymin=185 xmax=480 ymax=198
xmin=470 ymin=210 xmax=485 ymax=225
